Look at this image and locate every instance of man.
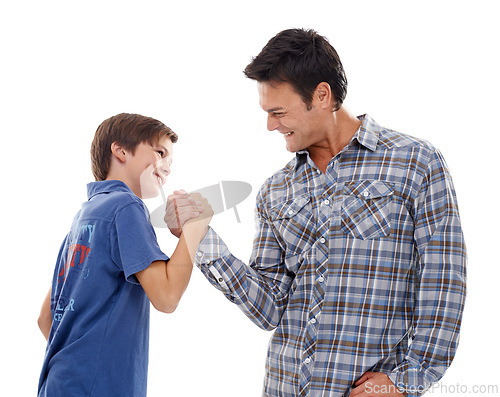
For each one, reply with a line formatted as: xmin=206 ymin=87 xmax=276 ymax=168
xmin=169 ymin=28 xmax=466 ymax=396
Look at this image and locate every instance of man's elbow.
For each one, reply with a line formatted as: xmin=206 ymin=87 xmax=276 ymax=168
xmin=246 ymin=307 xmax=281 ymax=331
xmin=257 ymin=319 xmax=279 ymax=332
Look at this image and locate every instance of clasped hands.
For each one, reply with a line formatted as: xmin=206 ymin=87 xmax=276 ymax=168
xmin=163 ymin=189 xmax=213 ymax=237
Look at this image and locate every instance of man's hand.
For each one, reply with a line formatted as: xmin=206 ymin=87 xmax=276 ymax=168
xmin=351 ymin=372 xmax=405 ymax=397
xmin=178 ymin=192 xmax=214 ymax=259
xmin=183 ymin=192 xmax=213 ymax=228
xmin=164 ymin=190 xmax=205 ymax=238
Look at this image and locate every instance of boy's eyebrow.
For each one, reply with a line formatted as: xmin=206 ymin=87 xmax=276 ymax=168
xmin=159 ymin=145 xmax=169 ymax=155
xmin=151 ymin=142 xmax=170 ymax=155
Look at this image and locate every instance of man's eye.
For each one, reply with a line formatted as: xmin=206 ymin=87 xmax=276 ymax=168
xmin=273 ymin=112 xmax=285 ymax=118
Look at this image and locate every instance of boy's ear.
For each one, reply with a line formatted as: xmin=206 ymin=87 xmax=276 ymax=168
xmin=110 ymin=141 xmax=128 ymax=163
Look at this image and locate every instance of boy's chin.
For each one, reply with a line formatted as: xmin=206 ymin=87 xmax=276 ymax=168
xmin=140 ymin=185 xmax=161 ymax=200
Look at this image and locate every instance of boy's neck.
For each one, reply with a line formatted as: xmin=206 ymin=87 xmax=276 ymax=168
xmin=105 ymin=172 xmax=140 ymax=198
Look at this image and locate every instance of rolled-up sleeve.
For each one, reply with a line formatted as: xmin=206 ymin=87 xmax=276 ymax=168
xmin=195 ymin=188 xmax=295 ymax=331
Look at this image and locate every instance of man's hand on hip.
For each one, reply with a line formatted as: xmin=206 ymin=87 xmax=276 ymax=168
xmin=351 ymin=372 xmax=406 ymax=397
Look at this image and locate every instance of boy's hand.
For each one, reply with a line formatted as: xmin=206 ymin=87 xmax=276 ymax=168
xmin=164 ymin=190 xmax=205 ymax=238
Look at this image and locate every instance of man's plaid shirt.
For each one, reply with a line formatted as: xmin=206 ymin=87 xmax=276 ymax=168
xmin=195 ymin=114 xmax=466 ymax=397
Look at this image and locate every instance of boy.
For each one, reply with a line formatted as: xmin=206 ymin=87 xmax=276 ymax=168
xmin=37 ymin=113 xmax=212 ymax=396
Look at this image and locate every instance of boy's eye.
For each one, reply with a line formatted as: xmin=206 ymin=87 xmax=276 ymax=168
xmin=157 ymin=150 xmax=164 ymax=157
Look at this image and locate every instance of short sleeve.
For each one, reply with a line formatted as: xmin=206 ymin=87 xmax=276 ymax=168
xmin=112 ymin=202 xmax=169 ymax=284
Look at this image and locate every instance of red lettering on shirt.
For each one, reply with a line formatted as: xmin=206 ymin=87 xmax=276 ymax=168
xmin=57 ymin=244 xmax=91 ymax=283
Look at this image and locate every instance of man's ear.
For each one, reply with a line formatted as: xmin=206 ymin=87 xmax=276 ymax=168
xmin=314 ymin=82 xmax=334 ymax=110
xmin=110 ymin=141 xmax=128 ymax=163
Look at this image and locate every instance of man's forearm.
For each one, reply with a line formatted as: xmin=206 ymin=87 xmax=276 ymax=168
xmin=196 ymin=228 xmax=292 ymax=331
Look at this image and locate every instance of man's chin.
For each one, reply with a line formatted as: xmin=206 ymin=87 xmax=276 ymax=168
xmin=286 ymin=143 xmax=305 ymax=153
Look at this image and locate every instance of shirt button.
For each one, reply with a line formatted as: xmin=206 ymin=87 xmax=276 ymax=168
xmin=363 ymin=191 xmax=370 ymax=198
xmin=319 ymin=237 xmax=326 ymax=244
xmin=323 ymin=200 xmax=330 ymax=206
xmin=318 ymin=276 xmax=325 ymax=283
xmin=310 ymin=318 xmax=317 ymax=324
xmin=196 ymin=252 xmax=203 ymax=257
xmin=218 ymin=277 xmax=223 ymax=283
xmin=288 ymin=209 xmax=294 ymax=215
xmin=304 ymin=357 xmax=311 ymax=364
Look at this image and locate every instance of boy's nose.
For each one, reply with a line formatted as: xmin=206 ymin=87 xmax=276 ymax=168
xmin=161 ymin=161 xmax=170 ymax=176
xmin=156 ymin=159 xmax=170 ymax=176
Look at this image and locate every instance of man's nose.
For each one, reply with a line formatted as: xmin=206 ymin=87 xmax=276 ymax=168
xmin=267 ymin=114 xmax=280 ymax=132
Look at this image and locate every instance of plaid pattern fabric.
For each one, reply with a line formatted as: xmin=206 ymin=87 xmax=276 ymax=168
xmin=195 ymin=114 xmax=466 ymax=397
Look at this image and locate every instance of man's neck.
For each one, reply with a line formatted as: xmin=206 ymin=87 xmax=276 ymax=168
xmin=307 ymin=107 xmax=362 ymax=173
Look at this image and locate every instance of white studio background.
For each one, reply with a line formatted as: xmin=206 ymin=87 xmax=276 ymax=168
xmin=1 ymin=1 xmax=498 ymax=396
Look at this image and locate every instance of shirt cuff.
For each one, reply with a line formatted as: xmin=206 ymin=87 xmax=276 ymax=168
xmin=195 ymin=226 xmax=230 ymax=266
xmin=387 ymin=356 xmax=437 ymax=396
xmin=194 ymin=227 xmax=233 ymax=293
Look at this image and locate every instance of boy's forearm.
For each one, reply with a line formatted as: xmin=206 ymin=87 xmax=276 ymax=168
xmin=176 ymin=223 xmax=208 ymax=263
xmin=161 ymin=224 xmax=208 ymax=308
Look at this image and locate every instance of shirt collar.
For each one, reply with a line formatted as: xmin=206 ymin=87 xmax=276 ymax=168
xmin=295 ymin=113 xmax=380 ymax=166
xmin=354 ymin=114 xmax=379 ymax=151
xmin=87 ymin=180 xmax=134 ymax=200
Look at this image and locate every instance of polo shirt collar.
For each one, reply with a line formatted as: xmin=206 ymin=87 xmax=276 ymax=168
xmin=87 ymin=180 xmax=133 ymax=200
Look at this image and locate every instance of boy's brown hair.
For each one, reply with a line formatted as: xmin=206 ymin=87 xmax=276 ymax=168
xmin=91 ymin=113 xmax=178 ymax=181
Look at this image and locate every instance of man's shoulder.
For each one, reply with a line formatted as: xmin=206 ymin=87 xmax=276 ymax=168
xmin=269 ymin=157 xmax=297 ymax=182
xmin=375 ymin=126 xmax=446 ymax=176
xmin=376 ymin=124 xmax=437 ymax=153
xmin=255 ymin=157 xmax=300 ymax=210
xmin=260 ymin=156 xmax=296 ymax=187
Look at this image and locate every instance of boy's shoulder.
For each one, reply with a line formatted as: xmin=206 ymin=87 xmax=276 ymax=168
xmin=84 ymin=180 xmax=148 ymax=222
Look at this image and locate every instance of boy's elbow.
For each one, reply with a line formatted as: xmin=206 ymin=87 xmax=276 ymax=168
xmin=37 ymin=316 xmax=44 ymax=331
xmin=153 ymin=302 xmax=178 ymax=314
xmin=38 ymin=314 xmax=52 ymax=340
xmin=150 ymin=293 xmax=180 ymax=314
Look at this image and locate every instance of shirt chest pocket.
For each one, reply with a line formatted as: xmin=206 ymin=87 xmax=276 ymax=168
xmin=269 ymin=194 xmax=315 ymax=255
xmin=341 ymin=180 xmax=394 ymax=240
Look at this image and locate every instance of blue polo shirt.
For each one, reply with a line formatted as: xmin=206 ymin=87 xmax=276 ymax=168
xmin=38 ymin=180 xmax=169 ymax=397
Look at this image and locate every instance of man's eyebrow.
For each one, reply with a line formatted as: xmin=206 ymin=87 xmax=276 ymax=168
xmin=266 ymin=107 xmax=285 ymax=113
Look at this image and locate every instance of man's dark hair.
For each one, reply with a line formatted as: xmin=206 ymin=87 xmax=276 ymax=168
xmin=244 ymin=28 xmax=347 ymax=111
